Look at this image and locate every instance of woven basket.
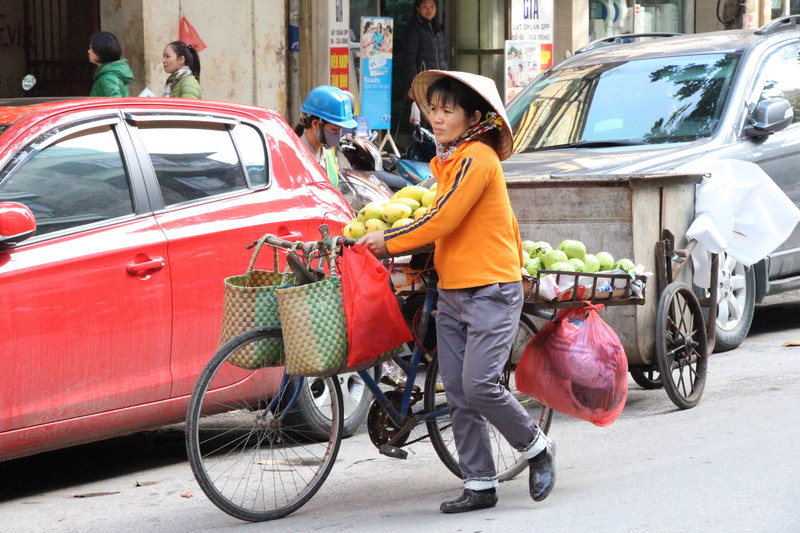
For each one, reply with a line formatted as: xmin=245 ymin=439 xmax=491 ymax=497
xmin=219 ymin=238 xmax=292 ymax=369
xmin=277 ymin=276 xmax=348 ymax=377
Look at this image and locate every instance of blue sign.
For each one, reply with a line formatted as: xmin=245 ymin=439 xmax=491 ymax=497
xmin=360 ymin=17 xmax=393 ymax=131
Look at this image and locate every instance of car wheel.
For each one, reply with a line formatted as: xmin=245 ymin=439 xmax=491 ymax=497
xmin=283 ymin=369 xmax=375 ymax=440
xmin=697 ymin=252 xmax=755 ymax=353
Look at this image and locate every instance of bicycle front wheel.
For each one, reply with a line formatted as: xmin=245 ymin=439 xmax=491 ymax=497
xmin=185 ymin=327 xmax=344 ymax=522
xmin=425 ymin=314 xmax=553 ymax=481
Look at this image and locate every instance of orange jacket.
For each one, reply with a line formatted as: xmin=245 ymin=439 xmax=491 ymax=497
xmin=385 ymin=141 xmax=523 ymax=289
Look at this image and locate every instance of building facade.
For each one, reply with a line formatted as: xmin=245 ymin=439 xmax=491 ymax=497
xmin=1 ymin=0 xmax=797 ymax=128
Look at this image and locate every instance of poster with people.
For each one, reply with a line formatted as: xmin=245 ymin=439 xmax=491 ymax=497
xmin=360 ymin=16 xmax=393 ymax=130
xmin=504 ymin=41 xmax=540 ymax=103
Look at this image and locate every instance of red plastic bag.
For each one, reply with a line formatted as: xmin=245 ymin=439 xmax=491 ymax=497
xmin=516 ymin=303 xmax=628 ymax=427
xmin=340 ymin=244 xmax=413 ymax=368
xmin=179 ymin=17 xmax=207 ymax=52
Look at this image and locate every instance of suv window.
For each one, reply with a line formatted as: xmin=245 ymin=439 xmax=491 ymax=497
xmin=0 ymin=125 xmax=133 ymax=236
xmin=231 ymin=123 xmax=268 ymax=188
xmin=753 ymin=42 xmax=800 ymax=124
xmin=509 ymin=53 xmax=740 ymax=152
xmin=138 ymin=122 xmax=248 ymax=206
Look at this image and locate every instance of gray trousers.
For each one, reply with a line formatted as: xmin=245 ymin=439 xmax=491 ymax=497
xmin=436 ymin=281 xmax=540 ymax=487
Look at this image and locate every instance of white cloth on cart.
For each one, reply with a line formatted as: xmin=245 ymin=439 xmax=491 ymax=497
xmin=680 ymin=159 xmax=800 ymax=288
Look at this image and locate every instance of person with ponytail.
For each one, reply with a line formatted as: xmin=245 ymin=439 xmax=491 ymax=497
xmin=161 ymin=40 xmax=202 ymax=99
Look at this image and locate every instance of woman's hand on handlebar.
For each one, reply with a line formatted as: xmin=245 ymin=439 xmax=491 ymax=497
xmin=357 ymin=231 xmax=388 ymax=257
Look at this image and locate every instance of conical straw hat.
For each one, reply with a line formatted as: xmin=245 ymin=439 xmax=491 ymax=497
xmin=412 ymin=70 xmax=513 ymax=161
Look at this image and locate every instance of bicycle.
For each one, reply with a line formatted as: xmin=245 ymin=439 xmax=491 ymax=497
xmin=185 ymin=226 xmax=553 ymax=522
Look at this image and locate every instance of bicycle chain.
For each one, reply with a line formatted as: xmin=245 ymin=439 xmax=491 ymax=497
xmin=398 ymin=421 xmax=452 ymax=447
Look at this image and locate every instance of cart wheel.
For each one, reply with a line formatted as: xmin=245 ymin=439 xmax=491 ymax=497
xmin=630 ymin=369 xmax=663 ymax=389
xmin=655 ymin=282 xmax=708 ymax=409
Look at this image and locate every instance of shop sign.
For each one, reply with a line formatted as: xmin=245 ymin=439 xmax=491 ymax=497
xmin=510 ymin=0 xmax=554 ymax=42
xmin=360 ymin=16 xmax=393 ymax=130
xmin=506 ymin=0 xmax=554 ymax=103
xmin=329 ymin=0 xmax=350 ymax=90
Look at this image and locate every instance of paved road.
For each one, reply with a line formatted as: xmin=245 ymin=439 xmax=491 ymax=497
xmin=2 ymin=294 xmax=799 ymax=532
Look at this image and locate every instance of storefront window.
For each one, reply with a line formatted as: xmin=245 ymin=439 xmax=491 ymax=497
xmin=589 ymin=0 xmax=684 ymax=43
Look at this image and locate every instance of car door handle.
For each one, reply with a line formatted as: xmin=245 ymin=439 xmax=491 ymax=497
xmin=126 ymin=257 xmax=165 ymax=276
xmin=277 ymin=230 xmax=303 ymax=241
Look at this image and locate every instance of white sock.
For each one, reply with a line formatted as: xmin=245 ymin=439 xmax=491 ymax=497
xmin=522 ymin=432 xmax=549 ymax=460
xmin=464 ymin=478 xmax=498 ymax=491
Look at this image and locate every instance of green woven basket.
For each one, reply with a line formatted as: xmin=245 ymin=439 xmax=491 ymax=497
xmin=277 ymin=276 xmax=348 ymax=377
xmin=218 ymin=239 xmax=292 ymax=369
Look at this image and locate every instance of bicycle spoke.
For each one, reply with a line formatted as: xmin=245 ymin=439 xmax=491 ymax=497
xmin=186 ymin=329 xmax=343 ymax=521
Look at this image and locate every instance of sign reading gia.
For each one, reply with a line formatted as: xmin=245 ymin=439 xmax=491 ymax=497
xmin=360 ymin=17 xmax=393 ymax=130
xmin=506 ymin=0 xmax=553 ymax=102
xmin=511 ymin=0 xmax=554 ymax=42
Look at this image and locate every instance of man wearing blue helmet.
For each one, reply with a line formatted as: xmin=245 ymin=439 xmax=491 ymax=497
xmin=294 ymin=85 xmax=358 ymax=165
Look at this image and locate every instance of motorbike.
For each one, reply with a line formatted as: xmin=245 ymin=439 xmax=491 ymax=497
xmin=340 ymin=125 xmax=435 ymax=188
xmin=334 ymin=125 xmax=436 ymax=213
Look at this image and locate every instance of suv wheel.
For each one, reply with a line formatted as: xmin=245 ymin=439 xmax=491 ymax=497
xmin=283 ymin=370 xmax=374 ymax=440
xmin=698 ymin=252 xmax=755 ymax=353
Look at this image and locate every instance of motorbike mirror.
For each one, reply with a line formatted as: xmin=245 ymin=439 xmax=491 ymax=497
xmin=21 ymin=74 xmax=36 ymax=92
xmin=0 ymin=202 xmax=37 ymax=246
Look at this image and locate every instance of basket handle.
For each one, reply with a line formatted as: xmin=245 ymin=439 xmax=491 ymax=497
xmin=243 ymin=234 xmax=289 ymax=287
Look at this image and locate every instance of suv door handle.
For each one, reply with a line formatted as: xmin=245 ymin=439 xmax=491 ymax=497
xmin=127 ymin=257 xmax=165 ymax=276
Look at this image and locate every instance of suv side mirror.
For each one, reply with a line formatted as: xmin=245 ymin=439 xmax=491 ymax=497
xmin=0 ymin=202 xmax=37 ymax=246
xmin=744 ymin=98 xmax=794 ymax=138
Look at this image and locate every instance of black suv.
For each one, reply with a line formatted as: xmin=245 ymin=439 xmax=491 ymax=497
xmin=503 ymin=17 xmax=800 ymax=352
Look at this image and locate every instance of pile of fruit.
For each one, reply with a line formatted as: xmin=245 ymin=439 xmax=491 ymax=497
xmin=343 ymin=184 xmax=436 ymax=239
xmin=522 ymin=239 xmax=635 ymax=277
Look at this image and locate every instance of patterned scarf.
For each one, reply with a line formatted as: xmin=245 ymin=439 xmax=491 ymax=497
xmin=435 ymin=112 xmax=503 ymax=163
xmin=162 ymin=66 xmax=192 ymax=97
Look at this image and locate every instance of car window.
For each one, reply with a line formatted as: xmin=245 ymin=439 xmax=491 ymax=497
xmin=753 ymin=43 xmax=800 ymax=124
xmin=508 ymin=53 xmax=740 ymax=152
xmin=231 ymin=123 xmax=268 ymax=187
xmin=0 ymin=125 xmax=134 ymax=236
xmin=137 ymin=123 xmax=247 ymax=206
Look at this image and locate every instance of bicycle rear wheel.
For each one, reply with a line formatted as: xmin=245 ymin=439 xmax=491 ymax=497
xmin=185 ymin=327 xmax=344 ymax=522
xmin=425 ymin=314 xmax=553 ymax=481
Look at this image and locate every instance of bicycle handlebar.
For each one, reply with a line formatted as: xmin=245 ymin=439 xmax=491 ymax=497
xmin=249 ymin=224 xmax=359 ymax=285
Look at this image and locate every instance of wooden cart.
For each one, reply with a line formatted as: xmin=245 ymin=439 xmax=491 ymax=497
xmin=509 ymin=173 xmax=718 ymax=409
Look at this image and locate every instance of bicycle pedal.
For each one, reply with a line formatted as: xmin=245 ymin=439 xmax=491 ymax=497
xmin=378 ymin=444 xmax=408 ymax=460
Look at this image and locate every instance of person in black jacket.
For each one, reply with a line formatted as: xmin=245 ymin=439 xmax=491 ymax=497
xmin=402 ymin=0 xmax=448 ymax=101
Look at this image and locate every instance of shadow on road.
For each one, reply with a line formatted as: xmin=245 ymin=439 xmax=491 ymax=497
xmin=751 ymin=294 xmax=800 ymax=335
xmin=0 ymin=426 xmax=187 ymax=502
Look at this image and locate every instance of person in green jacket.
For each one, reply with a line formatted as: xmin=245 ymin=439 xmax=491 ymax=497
xmin=88 ymin=32 xmax=133 ymax=97
xmin=161 ymin=41 xmax=202 ymax=99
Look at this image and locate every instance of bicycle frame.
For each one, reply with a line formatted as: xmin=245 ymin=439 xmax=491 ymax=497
xmin=357 ymin=276 xmax=446 ymax=431
xmin=270 ymin=372 xmax=303 ymax=422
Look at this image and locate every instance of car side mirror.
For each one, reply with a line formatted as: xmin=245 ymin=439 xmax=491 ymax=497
xmin=744 ymin=98 xmax=794 ymax=138
xmin=0 ymin=202 xmax=37 ymax=246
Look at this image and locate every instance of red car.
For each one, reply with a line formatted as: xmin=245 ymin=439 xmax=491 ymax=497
xmin=0 ymin=97 xmax=355 ymax=462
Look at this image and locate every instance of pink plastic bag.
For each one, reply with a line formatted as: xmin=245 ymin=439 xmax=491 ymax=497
xmin=516 ymin=303 xmax=628 ymax=427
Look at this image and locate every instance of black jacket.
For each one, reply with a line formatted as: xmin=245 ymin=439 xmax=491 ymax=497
xmin=402 ymin=13 xmax=448 ymax=90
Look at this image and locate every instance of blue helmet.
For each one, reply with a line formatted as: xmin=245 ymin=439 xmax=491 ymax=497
xmin=301 ymin=85 xmax=357 ymax=129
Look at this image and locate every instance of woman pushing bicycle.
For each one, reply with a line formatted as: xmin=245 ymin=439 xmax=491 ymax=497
xmin=357 ymin=70 xmax=555 ymax=513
